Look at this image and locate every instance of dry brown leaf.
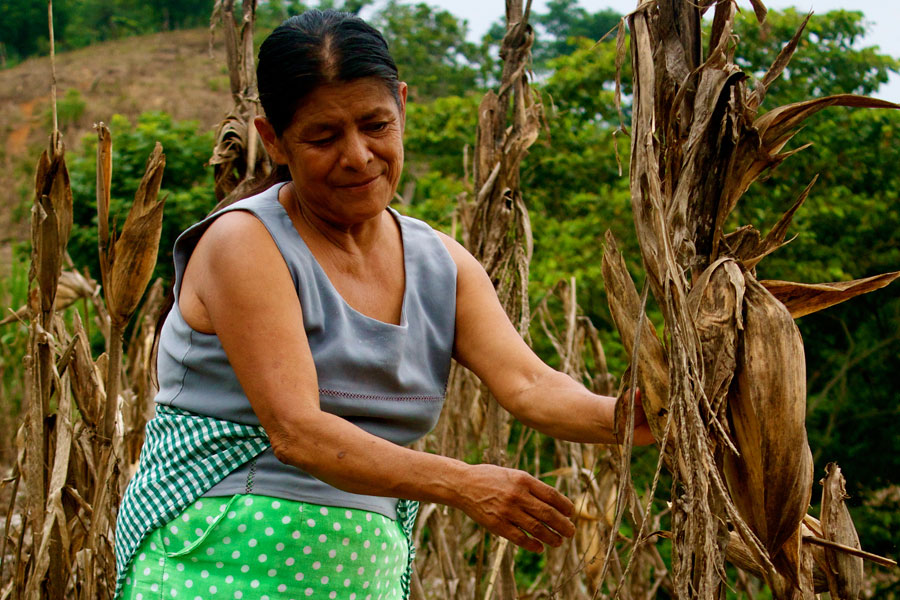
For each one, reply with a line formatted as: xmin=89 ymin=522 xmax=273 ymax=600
xmin=760 ymin=271 xmax=900 ymax=318
xmin=601 ymin=231 xmax=669 ymax=443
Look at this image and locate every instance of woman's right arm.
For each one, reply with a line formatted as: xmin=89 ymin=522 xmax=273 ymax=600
xmin=180 ymin=211 xmax=575 ymax=553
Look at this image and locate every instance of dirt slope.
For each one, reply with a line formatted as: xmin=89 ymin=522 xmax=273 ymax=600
xmin=0 ymin=28 xmax=233 ymax=273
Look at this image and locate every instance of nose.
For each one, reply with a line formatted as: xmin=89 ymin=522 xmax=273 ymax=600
xmin=339 ymin=129 xmax=374 ymax=171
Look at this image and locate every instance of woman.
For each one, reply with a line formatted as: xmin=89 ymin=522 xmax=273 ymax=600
xmin=116 ymin=9 xmax=652 ymax=600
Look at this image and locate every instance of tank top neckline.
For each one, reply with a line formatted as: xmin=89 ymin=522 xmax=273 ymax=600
xmin=270 ymin=182 xmax=411 ymax=330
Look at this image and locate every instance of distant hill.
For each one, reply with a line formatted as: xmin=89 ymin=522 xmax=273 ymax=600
xmin=0 ymin=27 xmax=233 ymax=272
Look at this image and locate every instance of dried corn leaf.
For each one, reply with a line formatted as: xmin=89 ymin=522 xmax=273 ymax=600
xmin=687 ymin=257 xmax=744 ymax=416
xmin=601 ymin=231 xmax=669 ymax=442
xmin=820 ymin=463 xmax=863 ymax=600
xmin=749 ymin=12 xmax=811 ymax=110
xmin=723 ymin=273 xmax=813 ymax=565
xmin=760 ymin=271 xmax=900 ymax=318
xmin=755 ymin=95 xmax=900 ymax=153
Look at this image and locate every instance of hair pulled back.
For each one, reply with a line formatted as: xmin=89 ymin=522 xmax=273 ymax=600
xmin=258 ymin=9 xmax=400 ymax=137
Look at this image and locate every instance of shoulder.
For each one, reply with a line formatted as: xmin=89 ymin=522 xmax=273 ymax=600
xmin=434 ymin=230 xmax=486 ymax=280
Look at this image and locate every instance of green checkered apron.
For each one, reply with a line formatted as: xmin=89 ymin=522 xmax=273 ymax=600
xmin=115 ymin=405 xmax=419 ymax=599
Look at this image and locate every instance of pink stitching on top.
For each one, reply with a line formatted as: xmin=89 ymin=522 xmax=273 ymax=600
xmin=318 ymin=388 xmax=444 ymax=402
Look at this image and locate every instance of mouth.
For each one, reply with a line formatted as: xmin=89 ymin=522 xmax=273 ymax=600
xmin=336 ymin=175 xmax=380 ymax=190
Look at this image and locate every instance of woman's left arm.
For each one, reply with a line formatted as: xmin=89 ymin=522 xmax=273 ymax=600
xmin=439 ymin=232 xmax=654 ymax=446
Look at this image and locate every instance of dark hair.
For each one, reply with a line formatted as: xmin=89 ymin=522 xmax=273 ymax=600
xmin=250 ymin=9 xmax=401 ymax=190
xmin=259 ymin=9 xmax=400 ymax=136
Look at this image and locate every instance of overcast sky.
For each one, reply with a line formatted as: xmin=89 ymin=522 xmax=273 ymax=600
xmin=366 ymin=0 xmax=900 ymax=102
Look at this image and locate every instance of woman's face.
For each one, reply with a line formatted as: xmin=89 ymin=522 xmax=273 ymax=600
xmin=259 ymin=77 xmax=407 ymax=227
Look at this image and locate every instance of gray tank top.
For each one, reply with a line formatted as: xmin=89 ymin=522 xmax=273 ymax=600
xmin=154 ymin=182 xmax=457 ymax=519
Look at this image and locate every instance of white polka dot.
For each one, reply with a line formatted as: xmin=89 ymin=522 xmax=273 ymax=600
xmin=278 ymin=585 xmax=287 ymax=593
xmin=150 ymin=542 xmax=157 ymax=551
xmin=321 ymin=576 xmax=329 ymax=584
xmin=363 ymin=580 xmax=370 ymax=588
xmin=272 ymin=500 xmax=281 ymax=509
xmin=170 ymin=525 xmax=179 ymax=534
xmin=276 ymin=543 xmax=285 ymax=551
xmin=295 ymin=572 xmax=304 ymax=581
xmin=219 ymin=504 xmax=227 ymax=512
xmin=381 ymin=542 xmax=387 ymax=550
xmin=280 ymin=515 xmax=291 ymax=525
xmin=374 ymin=528 xmax=381 ymax=536
xmin=329 ymin=549 xmax=337 ymax=558
xmin=231 ymin=550 xmax=241 ymax=559
xmin=306 ymin=519 xmax=316 ymax=527
xmin=344 ymin=579 xmax=351 ymax=587
xmin=259 ymin=554 xmax=268 ymax=563
xmin=209 ymin=586 xmax=217 ymax=594
xmin=333 ymin=522 xmax=342 ymax=531
xmin=365 ymin=514 xmax=372 ymax=521
xmin=139 ymin=553 xmax=146 ymax=561
xmin=244 ymin=498 xmax=253 ymax=506
xmin=304 ymin=589 xmax=313 ymax=597
xmin=163 ymin=572 xmax=170 ymax=581
xmin=268 ymin=568 xmax=278 ymax=576
xmin=303 ymin=546 xmax=312 ymax=555
xmin=363 ymin=541 xmax=370 ymax=549
xmin=183 ymin=540 xmax=191 ymax=548
xmin=223 ymin=537 xmax=231 ymax=545
xmin=286 ymin=558 xmax=295 ymax=566
xmin=370 ymin=555 xmax=377 ymax=563
xmin=313 ymin=561 xmax=321 ymax=570
xmin=136 ymin=594 xmax=143 ymax=600
xmin=342 ymin=538 xmax=350 ymax=546
xmin=350 ymin=595 xmax=356 ymax=600
xmin=249 ymin=539 xmax=258 ymax=547
xmin=234 ymin=591 xmax=243 ymax=598
xmin=254 ymin=512 xmax=264 ymax=520
xmin=195 ymin=528 xmax=204 ymax=537
xmin=227 ymin=511 xmax=236 ymax=519
xmin=358 ymin=567 xmax=365 ymax=575
xmin=216 ymin=562 xmax=224 ymax=569
xmin=330 ymin=592 xmax=337 ymax=599
xmin=320 ymin=507 xmax=329 ymax=516
xmin=225 ymin=575 xmax=234 ymax=584
xmin=170 ymin=588 xmax=177 ymax=597
xmin=318 ymin=534 xmax=327 ymax=543
xmin=336 ymin=564 xmax=344 ymax=573
xmin=201 ymin=570 xmax=209 ymax=579
xmin=292 ymin=531 xmax=301 ymax=540
xmin=345 ymin=511 xmax=353 ymax=519
xmin=351 ymin=552 xmax=358 ymax=560
xmin=164 ymin=537 xmax=171 ymax=545
xmin=185 ymin=580 xmax=193 ymax=588
xmin=143 ymin=567 xmax=151 ymax=576
xmin=355 ymin=526 xmax=363 ymax=534
xmin=177 ymin=563 xmax=185 ymax=572
xmin=182 ymin=514 xmax=190 ymax=522
xmin=251 ymin=579 xmax=260 ymax=589
xmin=241 ymin=565 xmax=250 ymax=573
xmin=151 ymin=584 xmax=159 ymax=592
xmin=237 ymin=524 xmax=247 ymax=532
xmin=265 ymin=527 xmax=275 ymax=536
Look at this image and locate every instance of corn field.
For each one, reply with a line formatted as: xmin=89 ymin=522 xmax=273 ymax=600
xmin=2 ymin=0 xmax=899 ymax=599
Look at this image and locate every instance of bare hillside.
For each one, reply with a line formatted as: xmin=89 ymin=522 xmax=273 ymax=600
xmin=0 ymin=28 xmax=233 ymax=272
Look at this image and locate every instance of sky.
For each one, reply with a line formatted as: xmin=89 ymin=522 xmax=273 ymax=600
xmin=366 ymin=0 xmax=900 ymax=102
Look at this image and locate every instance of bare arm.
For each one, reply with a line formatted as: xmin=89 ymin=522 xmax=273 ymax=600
xmin=439 ymin=232 xmax=654 ymax=446
xmin=183 ymin=211 xmax=575 ymax=553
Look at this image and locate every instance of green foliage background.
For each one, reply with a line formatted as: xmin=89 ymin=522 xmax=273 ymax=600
xmin=2 ymin=0 xmax=899 ymax=595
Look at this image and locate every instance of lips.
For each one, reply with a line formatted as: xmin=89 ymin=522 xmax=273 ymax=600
xmin=336 ymin=175 xmax=379 ymax=189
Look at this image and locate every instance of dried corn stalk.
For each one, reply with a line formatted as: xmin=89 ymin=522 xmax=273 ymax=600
xmin=600 ymin=0 xmax=900 ymax=598
xmin=209 ymin=0 xmax=269 ymax=207
xmin=3 ymin=10 xmax=169 ymax=593
xmin=414 ymin=1 xmax=540 ymax=597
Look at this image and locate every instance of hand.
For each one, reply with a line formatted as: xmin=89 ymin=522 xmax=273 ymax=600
xmin=617 ymin=388 xmax=656 ymax=446
xmin=456 ymin=464 xmax=576 ymax=553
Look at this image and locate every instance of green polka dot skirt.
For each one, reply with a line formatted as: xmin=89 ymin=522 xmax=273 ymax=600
xmin=120 ymin=494 xmax=409 ymax=600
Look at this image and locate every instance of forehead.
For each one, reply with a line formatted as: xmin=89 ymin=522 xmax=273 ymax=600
xmin=289 ymin=78 xmax=400 ymax=131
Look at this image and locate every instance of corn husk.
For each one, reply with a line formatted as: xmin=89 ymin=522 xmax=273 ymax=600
xmin=723 ymin=273 xmax=813 ymax=588
xmin=106 ymin=143 xmax=166 ymax=328
xmin=819 ymin=463 xmax=864 ymax=600
xmin=761 ymin=272 xmax=900 ymax=318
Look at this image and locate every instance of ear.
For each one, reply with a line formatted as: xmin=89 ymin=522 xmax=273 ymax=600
xmin=255 ymin=116 xmax=288 ymax=164
xmin=397 ymin=82 xmax=408 ymax=133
